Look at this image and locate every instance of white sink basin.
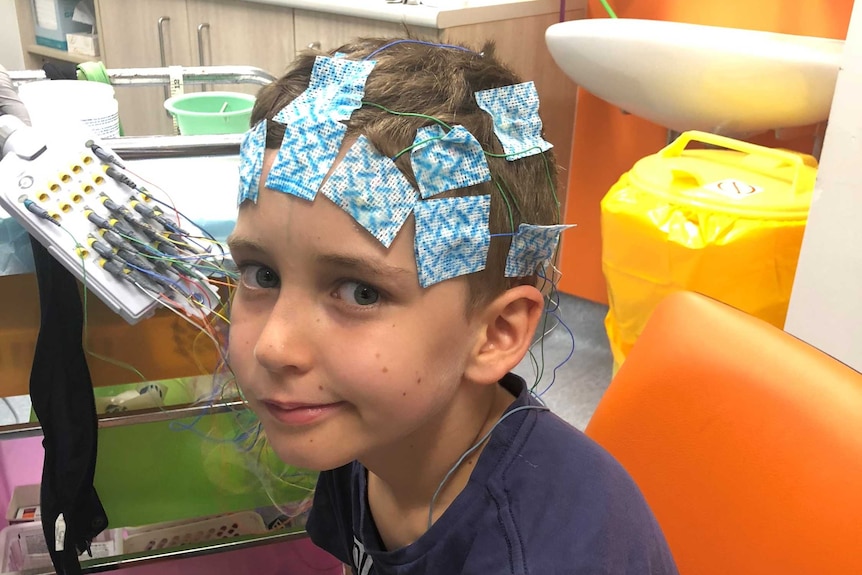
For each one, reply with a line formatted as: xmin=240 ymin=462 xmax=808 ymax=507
xmin=545 ymin=18 xmax=845 ymax=134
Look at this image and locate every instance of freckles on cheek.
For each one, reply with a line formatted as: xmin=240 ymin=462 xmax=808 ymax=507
xmin=372 ymin=351 xmax=391 ymax=375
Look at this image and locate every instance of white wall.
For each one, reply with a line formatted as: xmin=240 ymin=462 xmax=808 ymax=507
xmin=785 ymin=0 xmax=862 ymax=372
xmin=0 ymin=1 xmax=25 ymax=70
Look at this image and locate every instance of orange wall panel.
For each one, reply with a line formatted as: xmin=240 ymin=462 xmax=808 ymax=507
xmin=559 ymin=0 xmax=856 ymax=302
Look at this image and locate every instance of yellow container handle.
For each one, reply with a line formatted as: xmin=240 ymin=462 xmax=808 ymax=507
xmin=660 ymin=130 xmax=809 ymax=196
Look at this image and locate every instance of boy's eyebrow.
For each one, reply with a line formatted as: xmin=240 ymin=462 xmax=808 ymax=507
xmin=226 ymin=235 xmax=265 ymax=253
xmin=316 ymin=253 xmax=412 ymax=279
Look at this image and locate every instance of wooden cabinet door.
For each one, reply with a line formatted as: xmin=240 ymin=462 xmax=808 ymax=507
xmin=186 ymin=0 xmax=295 ymax=95
xmin=293 ymin=9 xmax=438 ymax=55
xmin=96 ymin=0 xmax=193 ymax=135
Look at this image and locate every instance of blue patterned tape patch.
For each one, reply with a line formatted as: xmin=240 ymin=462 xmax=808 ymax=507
xmin=410 ymin=125 xmax=491 ymax=198
xmin=273 ymin=56 xmax=375 ymax=125
xmin=414 ymin=195 xmax=491 ymax=288
xmin=237 ymin=120 xmax=267 ymax=205
xmin=504 ymin=223 xmax=574 ymax=277
xmin=265 ymin=118 xmax=347 ymax=201
xmin=475 ymin=82 xmax=552 ymax=161
xmin=320 ymin=135 xmax=418 ymax=248
xmin=266 ymin=56 xmax=375 ymax=201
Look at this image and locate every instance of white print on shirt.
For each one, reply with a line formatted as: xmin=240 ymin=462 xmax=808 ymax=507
xmin=352 ymin=535 xmax=374 ymax=575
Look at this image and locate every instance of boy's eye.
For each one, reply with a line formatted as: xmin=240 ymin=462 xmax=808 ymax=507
xmin=335 ymin=281 xmax=380 ymax=306
xmin=239 ymin=264 xmax=280 ymax=289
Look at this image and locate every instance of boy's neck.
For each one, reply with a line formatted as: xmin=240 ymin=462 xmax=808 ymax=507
xmin=363 ymin=379 xmax=518 ymax=550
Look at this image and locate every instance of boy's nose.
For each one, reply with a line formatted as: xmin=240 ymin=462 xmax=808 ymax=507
xmin=252 ymin=299 xmax=315 ymax=374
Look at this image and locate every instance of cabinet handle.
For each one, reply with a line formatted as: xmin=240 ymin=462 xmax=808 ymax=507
xmin=197 ymin=23 xmax=211 ymax=91
xmin=157 ymin=16 xmax=172 ymax=104
xmin=308 ymin=41 xmax=321 ymax=50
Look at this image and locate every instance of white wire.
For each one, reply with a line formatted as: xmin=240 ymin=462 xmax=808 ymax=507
xmin=427 ymin=404 xmax=549 ymax=528
xmin=137 ymin=282 xmax=221 ymax=351
xmin=524 ymin=279 xmax=564 ymax=385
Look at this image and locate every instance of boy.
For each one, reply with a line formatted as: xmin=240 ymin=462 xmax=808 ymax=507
xmin=227 ymin=38 xmax=677 ymax=574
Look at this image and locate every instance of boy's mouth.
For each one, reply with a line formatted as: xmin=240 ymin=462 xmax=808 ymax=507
xmin=261 ymin=399 xmax=344 ymax=426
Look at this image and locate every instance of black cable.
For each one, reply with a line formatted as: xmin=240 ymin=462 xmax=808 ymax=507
xmin=86 ymin=140 xmax=125 ymax=169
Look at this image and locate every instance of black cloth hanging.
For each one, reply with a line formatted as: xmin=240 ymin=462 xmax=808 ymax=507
xmin=42 ymin=61 xmax=79 ymax=81
xmin=29 ymin=236 xmax=108 ymax=575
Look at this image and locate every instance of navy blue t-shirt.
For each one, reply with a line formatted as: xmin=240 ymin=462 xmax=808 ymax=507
xmin=306 ymin=373 xmax=678 ymax=574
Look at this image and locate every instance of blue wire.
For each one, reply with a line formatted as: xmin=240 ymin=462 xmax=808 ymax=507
xmin=529 ymin=265 xmax=575 ymax=397
xmin=125 ymin=262 xmax=187 ymax=293
xmin=174 ymin=257 xmax=237 ymax=279
xmin=131 ymin=248 xmax=234 ymax=280
xmin=166 ymin=253 xmax=228 ymax=262
xmin=363 ymin=39 xmax=477 ymax=61
xmin=119 ymin=233 xmax=175 ymax=261
xmin=141 ymin=192 xmax=219 ymax=244
xmin=537 ymin=307 xmax=576 ymax=398
xmin=168 ymin=415 xmax=253 ymax=446
xmin=168 ymin=388 xmax=260 ymax=450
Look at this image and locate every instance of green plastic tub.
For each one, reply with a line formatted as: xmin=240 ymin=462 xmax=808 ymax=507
xmin=163 ymin=91 xmax=255 ymax=135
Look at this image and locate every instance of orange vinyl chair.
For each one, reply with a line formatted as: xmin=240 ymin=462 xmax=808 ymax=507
xmin=585 ymin=291 xmax=862 ymax=575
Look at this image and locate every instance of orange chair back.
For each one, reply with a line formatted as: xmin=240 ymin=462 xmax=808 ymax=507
xmin=586 ymin=291 xmax=862 ymax=575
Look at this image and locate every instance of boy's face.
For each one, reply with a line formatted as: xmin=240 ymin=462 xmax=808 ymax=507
xmin=228 ymin=151 xmax=483 ymax=471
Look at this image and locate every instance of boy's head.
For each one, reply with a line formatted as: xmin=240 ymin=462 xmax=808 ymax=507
xmin=248 ymin=37 xmax=561 ymax=311
xmin=228 ymin=38 xmax=567 ymax=471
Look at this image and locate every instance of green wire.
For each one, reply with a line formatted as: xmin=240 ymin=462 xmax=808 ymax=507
xmin=600 ymin=0 xmax=618 ymax=18
xmin=115 ymin=231 xmax=198 ymax=277
xmin=363 ymin=101 xmax=455 ymax=160
xmin=527 ymin=348 xmax=542 ymax=391
xmin=393 ymin=136 xmax=445 ymax=160
xmin=485 ymin=149 xmax=561 ymax=223
xmin=532 ymin=214 xmax=569 ymax=394
xmin=357 ymin=101 xmax=568 ymax=393
xmin=111 ymin=230 xmax=235 ymax=279
xmin=497 ymin=177 xmax=523 ymax=220
xmin=494 ymin=179 xmax=516 ymax=234
xmin=368 ymin=102 xmax=562 ymax=224
xmin=533 ymin=302 xmax=551 ymax=393
xmin=194 ymin=264 xmax=238 ymax=279
xmin=362 ymin=101 xmax=453 ymax=131
xmin=57 ymin=223 xmax=147 ymax=381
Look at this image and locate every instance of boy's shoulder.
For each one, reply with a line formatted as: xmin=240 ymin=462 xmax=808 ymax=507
xmin=308 ymin=374 xmax=678 ymax=574
xmin=465 ymin=375 xmax=678 ymax=572
xmin=485 ymin=373 xmax=654 ymax=516
xmin=486 ymin=373 xmax=639 ymax=491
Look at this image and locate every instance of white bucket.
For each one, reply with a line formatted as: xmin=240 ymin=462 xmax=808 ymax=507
xmin=17 ymin=80 xmax=120 ymax=138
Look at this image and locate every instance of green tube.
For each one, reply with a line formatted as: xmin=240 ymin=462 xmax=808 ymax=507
xmin=599 ymin=0 xmax=618 ymax=18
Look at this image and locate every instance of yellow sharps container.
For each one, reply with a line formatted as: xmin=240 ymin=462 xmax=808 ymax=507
xmin=602 ymin=130 xmax=818 ymax=367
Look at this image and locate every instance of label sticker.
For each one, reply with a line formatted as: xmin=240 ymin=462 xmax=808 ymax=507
xmin=55 ymin=513 xmax=66 ymax=552
xmin=705 ymin=179 xmax=763 ymax=198
xmin=15 ymin=505 xmax=41 ymax=521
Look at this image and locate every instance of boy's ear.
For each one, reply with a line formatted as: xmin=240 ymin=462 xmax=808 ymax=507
xmin=464 ymin=285 xmax=546 ymax=385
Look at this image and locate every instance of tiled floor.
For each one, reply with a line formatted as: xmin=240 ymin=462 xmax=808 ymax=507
xmin=0 ymin=294 xmax=613 ymax=431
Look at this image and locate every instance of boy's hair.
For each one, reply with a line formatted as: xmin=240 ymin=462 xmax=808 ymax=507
xmin=250 ymin=37 xmax=560 ymax=310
